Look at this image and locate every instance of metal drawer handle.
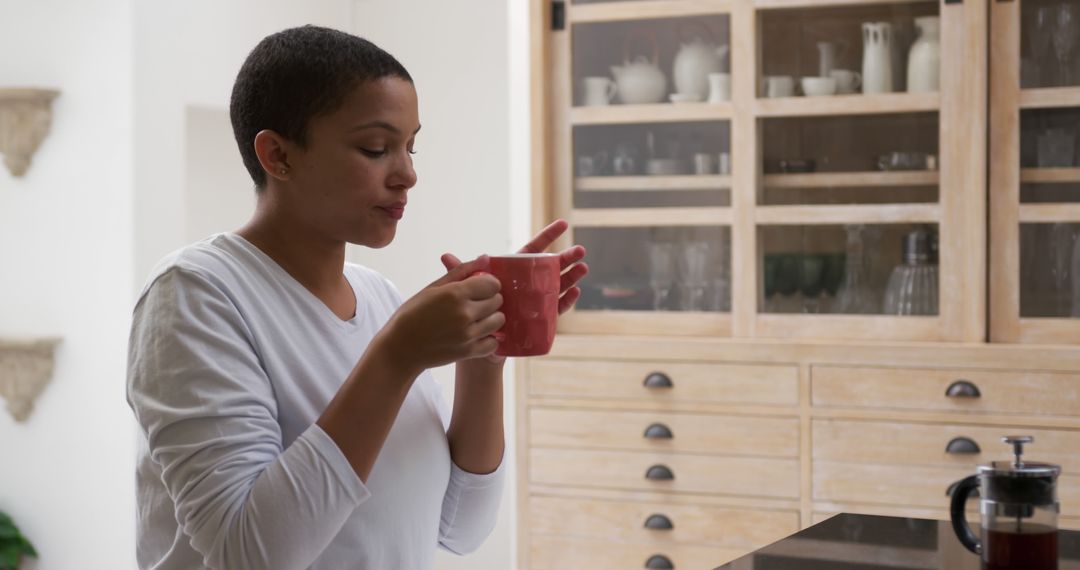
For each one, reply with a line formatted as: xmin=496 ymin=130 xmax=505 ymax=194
xmin=946 ymin=436 xmax=981 ymax=454
xmin=643 ymin=372 xmax=673 ymax=389
xmin=644 ymin=513 xmax=674 ymax=530
xmin=645 ymin=554 xmax=675 ymax=569
xmin=945 ymin=380 xmax=981 ymax=398
xmin=645 ymin=464 xmax=675 ymax=481
xmin=644 ymin=423 xmax=674 ymax=439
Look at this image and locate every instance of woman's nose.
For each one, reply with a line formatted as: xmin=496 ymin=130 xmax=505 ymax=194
xmin=389 ymin=154 xmax=417 ymax=190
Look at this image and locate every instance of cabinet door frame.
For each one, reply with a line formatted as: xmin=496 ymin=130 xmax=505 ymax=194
xmin=533 ymin=0 xmax=988 ymax=344
xmin=989 ymin=0 xmax=1080 ymax=343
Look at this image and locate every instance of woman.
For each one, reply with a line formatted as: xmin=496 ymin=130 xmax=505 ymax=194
xmin=127 ymin=25 xmax=587 ymax=569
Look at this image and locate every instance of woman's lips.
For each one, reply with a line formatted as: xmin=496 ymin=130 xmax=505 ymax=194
xmin=378 ymin=205 xmax=405 ymax=220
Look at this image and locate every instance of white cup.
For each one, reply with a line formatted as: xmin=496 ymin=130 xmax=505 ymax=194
xmin=707 ymin=72 xmax=732 ymax=103
xmin=763 ymin=75 xmax=796 ymax=98
xmin=718 ymin=152 xmax=731 ymax=175
xmin=801 ymin=76 xmax=837 ymax=97
xmin=582 ymin=76 xmax=617 ymax=106
xmin=830 ymin=69 xmax=862 ymax=94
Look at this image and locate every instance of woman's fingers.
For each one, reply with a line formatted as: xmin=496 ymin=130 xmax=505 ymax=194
xmin=560 ymin=262 xmax=589 ymax=293
xmin=558 ymin=287 xmax=582 ymax=315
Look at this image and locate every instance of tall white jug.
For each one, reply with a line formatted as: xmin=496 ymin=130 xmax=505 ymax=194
xmin=862 ymin=22 xmax=894 ymax=94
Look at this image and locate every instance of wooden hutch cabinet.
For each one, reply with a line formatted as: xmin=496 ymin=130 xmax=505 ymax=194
xmin=518 ymin=0 xmax=1080 ymax=567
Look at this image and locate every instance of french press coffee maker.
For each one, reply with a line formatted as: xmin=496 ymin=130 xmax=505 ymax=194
xmin=950 ymin=436 xmax=1061 ymax=570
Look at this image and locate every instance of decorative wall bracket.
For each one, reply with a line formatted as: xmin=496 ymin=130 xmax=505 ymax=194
xmin=0 ymin=338 xmax=61 ymax=422
xmin=0 ymin=88 xmax=60 ymax=177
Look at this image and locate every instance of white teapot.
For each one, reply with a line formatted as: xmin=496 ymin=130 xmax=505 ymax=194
xmin=672 ymin=31 xmax=729 ymax=100
xmin=611 ymin=55 xmax=667 ymax=105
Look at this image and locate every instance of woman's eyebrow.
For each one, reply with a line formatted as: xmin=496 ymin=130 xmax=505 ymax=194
xmin=350 ymin=121 xmax=422 ymax=135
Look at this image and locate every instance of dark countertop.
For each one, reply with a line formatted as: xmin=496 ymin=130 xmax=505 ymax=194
xmin=714 ymin=513 xmax=1080 ymax=570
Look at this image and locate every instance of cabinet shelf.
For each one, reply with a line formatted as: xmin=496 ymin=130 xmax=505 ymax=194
xmin=1018 ymin=203 xmax=1080 ymax=223
xmin=569 ymin=0 xmax=730 ymax=23
xmin=1021 ymin=168 xmax=1080 ymax=184
xmin=576 ymin=175 xmax=732 ymax=191
xmin=571 ymin=102 xmax=733 ymax=125
xmin=754 ymin=204 xmax=940 ymax=225
xmin=1019 ymin=87 xmax=1080 ymax=110
xmin=763 ymin=171 xmax=939 ymax=189
xmin=755 ymin=92 xmax=939 ymax=118
xmin=570 ymin=207 xmax=732 ymax=227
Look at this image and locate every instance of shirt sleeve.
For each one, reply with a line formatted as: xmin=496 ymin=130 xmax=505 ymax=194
xmin=438 ymin=458 xmax=506 ymax=555
xmin=423 ymin=373 xmax=507 ymax=555
xmin=126 ymin=267 xmax=369 ymax=570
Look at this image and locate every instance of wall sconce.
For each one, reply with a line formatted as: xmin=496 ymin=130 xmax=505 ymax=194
xmin=0 ymin=88 xmax=60 ymax=177
xmin=0 ymin=338 xmax=61 ymax=423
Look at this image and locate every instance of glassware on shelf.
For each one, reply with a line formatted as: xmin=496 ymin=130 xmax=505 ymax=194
xmin=648 ymin=241 xmax=678 ymax=311
xmin=883 ymin=227 xmax=939 ymax=315
xmin=835 ymin=225 xmax=880 ymax=314
xmin=710 ymin=235 xmax=732 ymax=312
xmin=678 ymin=240 xmax=712 ymax=311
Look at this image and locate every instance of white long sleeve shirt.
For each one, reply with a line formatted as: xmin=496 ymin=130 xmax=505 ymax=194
xmin=126 ymin=233 xmax=505 ymax=570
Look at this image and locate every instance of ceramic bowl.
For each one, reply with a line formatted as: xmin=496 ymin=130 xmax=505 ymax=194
xmin=801 ymin=76 xmax=837 ymax=97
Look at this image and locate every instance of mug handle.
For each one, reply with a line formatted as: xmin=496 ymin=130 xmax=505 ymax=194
xmin=949 ymin=475 xmax=982 ymax=555
xmin=605 ymin=78 xmax=618 ymax=102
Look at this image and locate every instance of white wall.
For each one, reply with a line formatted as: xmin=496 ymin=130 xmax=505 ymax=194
xmin=133 ymin=0 xmax=354 ymax=287
xmin=183 ymin=106 xmax=254 ymax=243
xmin=0 ymin=1 xmax=135 ymax=569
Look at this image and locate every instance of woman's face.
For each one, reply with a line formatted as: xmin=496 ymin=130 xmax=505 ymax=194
xmin=284 ymin=76 xmax=420 ymax=249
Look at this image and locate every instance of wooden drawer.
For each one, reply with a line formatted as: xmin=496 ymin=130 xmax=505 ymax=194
xmin=530 ymin=534 xmax=745 ymax=570
xmin=529 ymin=495 xmax=799 ymax=551
xmin=811 ymin=365 xmax=1080 ymax=416
xmin=531 ymin=448 xmax=800 ymax=499
xmin=530 ymin=408 xmax=799 ymax=457
xmin=814 ymin=462 xmax=1080 ymax=517
xmin=814 ymin=419 xmax=1080 ymax=472
xmin=529 ymin=359 xmax=798 ymax=406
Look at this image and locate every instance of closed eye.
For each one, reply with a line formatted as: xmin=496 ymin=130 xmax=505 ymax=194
xmin=359 ymin=148 xmax=387 ymax=158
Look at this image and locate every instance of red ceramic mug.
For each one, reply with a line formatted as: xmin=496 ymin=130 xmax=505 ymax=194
xmin=488 ymin=253 xmax=561 ymax=357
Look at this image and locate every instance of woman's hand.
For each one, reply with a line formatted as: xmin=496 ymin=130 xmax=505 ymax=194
xmin=441 ymin=219 xmax=589 ymax=364
xmin=375 ymin=256 xmax=506 ymax=376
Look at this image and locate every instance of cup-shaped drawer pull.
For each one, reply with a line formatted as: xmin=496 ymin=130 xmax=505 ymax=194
xmin=645 ymin=554 xmax=675 ymax=569
xmin=645 ymin=464 xmax=675 ymax=481
xmin=945 ymin=436 xmax=981 ymax=454
xmin=643 ymin=423 xmax=674 ymax=439
xmin=644 ymin=513 xmax=675 ymax=530
xmin=643 ymin=372 xmax=674 ymax=389
xmin=945 ymin=380 xmax=981 ymax=398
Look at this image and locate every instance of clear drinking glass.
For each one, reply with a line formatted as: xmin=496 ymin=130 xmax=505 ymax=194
xmin=835 ymin=225 xmax=880 ymax=314
xmin=648 ymin=241 xmax=678 ymax=311
xmin=678 ymin=241 xmax=712 ymax=311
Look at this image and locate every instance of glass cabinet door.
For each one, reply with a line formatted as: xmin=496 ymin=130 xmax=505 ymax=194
xmin=553 ymin=2 xmax=737 ymax=335
xmin=991 ymin=0 xmax=1080 ymax=342
xmin=545 ymin=0 xmax=985 ymax=341
xmin=748 ymin=0 xmax=984 ymax=341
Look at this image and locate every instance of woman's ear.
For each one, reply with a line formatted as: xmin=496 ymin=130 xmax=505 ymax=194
xmin=253 ymin=129 xmax=293 ymax=181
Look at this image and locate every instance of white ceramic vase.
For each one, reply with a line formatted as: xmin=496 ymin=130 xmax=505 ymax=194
xmin=862 ymin=22 xmax=894 ymax=94
xmin=907 ymin=16 xmax=940 ymax=93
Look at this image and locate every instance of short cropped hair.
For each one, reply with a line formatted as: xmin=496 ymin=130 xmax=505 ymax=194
xmin=229 ymin=25 xmax=412 ymax=188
